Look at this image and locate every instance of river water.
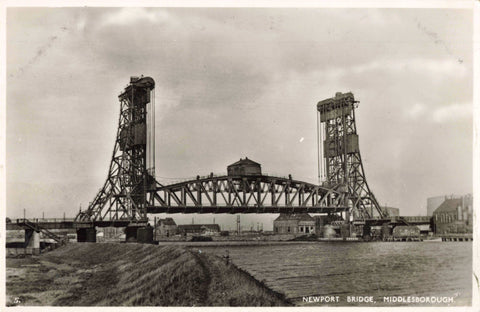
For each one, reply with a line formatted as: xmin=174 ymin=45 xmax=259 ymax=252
xmin=200 ymin=241 xmax=472 ymax=306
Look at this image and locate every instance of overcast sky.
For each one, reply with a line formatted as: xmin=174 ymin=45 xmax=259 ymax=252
xmin=6 ymin=7 xmax=473 ymax=230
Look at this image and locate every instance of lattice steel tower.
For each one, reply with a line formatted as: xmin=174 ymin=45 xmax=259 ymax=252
xmin=317 ymin=92 xmax=387 ymax=220
xmin=76 ymin=76 xmax=156 ymax=223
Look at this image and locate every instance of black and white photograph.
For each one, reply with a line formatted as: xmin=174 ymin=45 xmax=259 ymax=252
xmin=2 ymin=1 xmax=478 ymax=309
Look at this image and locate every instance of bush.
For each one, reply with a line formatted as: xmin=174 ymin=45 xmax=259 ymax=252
xmin=190 ymin=236 xmax=213 ymax=242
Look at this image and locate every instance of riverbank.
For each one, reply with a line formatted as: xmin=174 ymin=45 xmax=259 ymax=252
xmin=156 ymin=240 xmax=324 ymax=247
xmin=6 ymin=243 xmax=291 ymax=306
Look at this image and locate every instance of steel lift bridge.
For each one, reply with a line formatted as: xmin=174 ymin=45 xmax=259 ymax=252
xmin=317 ymin=92 xmax=389 ymax=223
xmin=72 ymin=76 xmax=386 ymax=242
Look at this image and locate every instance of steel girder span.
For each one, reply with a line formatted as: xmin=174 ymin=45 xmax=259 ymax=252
xmin=146 ymin=175 xmax=349 ymax=214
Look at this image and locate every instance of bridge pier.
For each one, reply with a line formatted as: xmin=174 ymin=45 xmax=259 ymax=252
xmin=77 ymin=228 xmax=96 ymax=242
xmin=340 ymin=224 xmax=350 ymax=240
xmin=25 ymin=229 xmax=40 ymax=255
xmin=125 ymin=227 xmax=138 ymax=242
xmin=125 ymin=225 xmax=153 ymax=244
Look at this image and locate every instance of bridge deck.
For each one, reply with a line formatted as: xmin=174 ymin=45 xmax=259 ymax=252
xmin=7 ymin=219 xmax=148 ymax=230
xmin=146 ymin=206 xmax=348 ymax=214
xmin=7 ymin=214 xmax=432 ymax=230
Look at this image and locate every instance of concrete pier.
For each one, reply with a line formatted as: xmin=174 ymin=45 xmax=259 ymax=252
xmin=137 ymin=225 xmax=154 ymax=244
xmin=125 ymin=225 xmax=154 ymax=243
xmin=25 ymin=229 xmax=40 ymax=255
xmin=441 ymin=235 xmax=473 ymax=242
xmin=125 ymin=226 xmax=139 ymax=242
xmin=340 ymin=224 xmax=350 ymax=240
xmin=77 ymin=228 xmax=97 ymax=242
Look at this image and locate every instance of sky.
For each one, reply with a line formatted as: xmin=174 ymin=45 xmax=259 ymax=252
xmin=5 ymin=7 xmax=473 ymax=230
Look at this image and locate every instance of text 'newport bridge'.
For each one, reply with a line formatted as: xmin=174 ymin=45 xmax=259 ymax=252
xmin=12 ymin=75 xmax=420 ymax=243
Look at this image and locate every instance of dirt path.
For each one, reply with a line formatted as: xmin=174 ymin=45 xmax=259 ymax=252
xmin=191 ymin=250 xmax=212 ymax=305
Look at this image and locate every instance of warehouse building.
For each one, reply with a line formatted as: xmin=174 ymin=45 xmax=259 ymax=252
xmin=177 ymin=224 xmax=221 ymax=236
xmin=433 ymin=194 xmax=473 ymax=234
xmin=427 ymin=195 xmax=448 ymax=216
xmin=273 ymin=213 xmax=316 ymax=234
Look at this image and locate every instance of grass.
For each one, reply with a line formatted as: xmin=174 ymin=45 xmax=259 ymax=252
xmin=198 ymin=252 xmax=290 ymax=306
xmin=6 ymin=243 xmax=290 ymax=306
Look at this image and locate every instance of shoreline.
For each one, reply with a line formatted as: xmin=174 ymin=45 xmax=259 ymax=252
xmin=6 ymin=243 xmax=291 ymax=307
xmin=156 ymin=240 xmax=327 ymax=247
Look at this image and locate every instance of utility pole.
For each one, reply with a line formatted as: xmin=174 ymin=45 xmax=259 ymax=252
xmin=236 ymin=215 xmax=240 ymax=235
xmin=154 ymin=217 xmax=157 ymax=241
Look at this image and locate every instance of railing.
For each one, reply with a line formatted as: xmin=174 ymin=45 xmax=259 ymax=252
xmin=20 ymin=219 xmax=68 ymax=245
xmin=155 ymin=172 xmax=314 ymax=187
xmin=15 ymin=218 xmax=75 ymax=224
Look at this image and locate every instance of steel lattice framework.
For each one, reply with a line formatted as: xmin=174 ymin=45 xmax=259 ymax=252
xmin=76 ymin=77 xmax=155 ymax=223
xmin=147 ymin=175 xmax=348 ymax=213
xmin=317 ymin=92 xmax=386 ymax=220
xmin=75 ymin=77 xmax=354 ymax=225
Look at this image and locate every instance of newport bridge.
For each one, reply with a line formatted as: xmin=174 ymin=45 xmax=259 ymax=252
xmin=10 ymin=76 xmax=422 ymax=244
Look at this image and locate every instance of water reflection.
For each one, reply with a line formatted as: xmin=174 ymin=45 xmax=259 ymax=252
xmin=201 ymin=242 xmax=472 ymax=306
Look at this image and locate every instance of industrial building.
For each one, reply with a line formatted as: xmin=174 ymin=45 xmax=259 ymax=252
xmin=427 ymin=195 xmax=448 ymax=216
xmin=227 ymin=157 xmax=262 ymax=176
xmin=433 ymin=194 xmax=473 ymax=234
xmin=177 ymin=224 xmax=221 ymax=236
xmin=273 ymin=213 xmax=316 ymax=234
xmin=155 ymin=218 xmax=177 ymax=237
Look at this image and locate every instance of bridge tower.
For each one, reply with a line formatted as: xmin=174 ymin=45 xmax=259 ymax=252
xmin=317 ymin=92 xmax=387 ymax=220
xmin=76 ymin=76 xmax=156 ymax=228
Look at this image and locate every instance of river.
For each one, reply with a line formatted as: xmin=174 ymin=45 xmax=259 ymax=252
xmin=200 ymin=241 xmax=472 ymax=306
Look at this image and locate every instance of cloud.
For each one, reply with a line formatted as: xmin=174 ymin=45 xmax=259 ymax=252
xmin=404 ymin=102 xmax=427 ymax=120
xmin=432 ymin=102 xmax=472 ymax=123
xmin=100 ymin=8 xmax=171 ymax=26
xmin=6 ymin=8 xmax=473 ymax=221
xmin=353 ymin=59 xmax=467 ymax=78
xmin=403 ymin=101 xmax=472 ymax=123
xmin=320 ymin=58 xmax=468 ymax=82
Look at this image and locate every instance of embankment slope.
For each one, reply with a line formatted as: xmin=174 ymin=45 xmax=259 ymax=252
xmin=6 ymin=243 xmax=290 ymax=306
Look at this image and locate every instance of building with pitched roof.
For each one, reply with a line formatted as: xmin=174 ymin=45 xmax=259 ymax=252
xmin=433 ymin=194 xmax=473 ymax=234
xmin=155 ymin=218 xmax=177 ymax=237
xmin=427 ymin=195 xmax=448 ymax=216
xmin=273 ymin=213 xmax=316 ymax=235
xmin=227 ymin=157 xmax=262 ymax=176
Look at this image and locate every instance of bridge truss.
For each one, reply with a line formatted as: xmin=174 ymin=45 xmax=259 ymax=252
xmin=147 ymin=175 xmax=348 ymax=214
xmin=317 ymin=92 xmax=386 ymax=220
xmin=75 ymin=77 xmax=370 ymax=225
xmin=76 ymin=76 xmax=155 ymax=224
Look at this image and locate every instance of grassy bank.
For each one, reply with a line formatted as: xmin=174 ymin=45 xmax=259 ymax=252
xmin=6 ymin=243 xmax=290 ymax=306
